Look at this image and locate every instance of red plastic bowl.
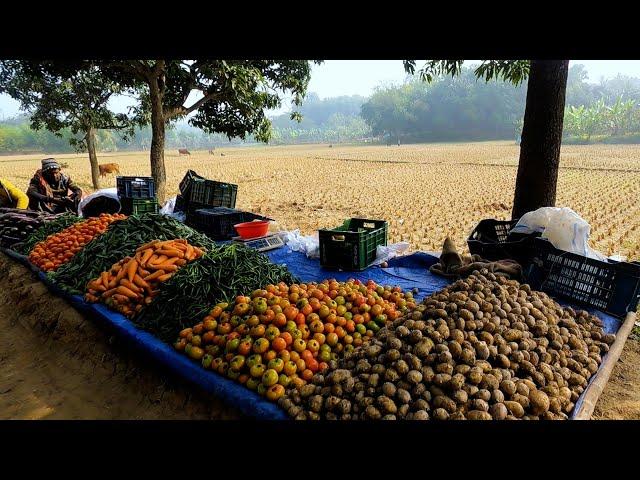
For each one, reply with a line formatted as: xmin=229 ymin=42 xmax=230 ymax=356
xmin=234 ymin=220 xmax=270 ymax=239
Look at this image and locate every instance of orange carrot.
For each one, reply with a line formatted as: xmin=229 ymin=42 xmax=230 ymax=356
xmin=185 ymin=244 xmax=195 ymax=260
xmin=138 ymin=267 xmax=151 ymax=278
xmin=116 ymin=286 xmax=138 ymax=299
xmin=126 ymin=259 xmax=139 ymax=283
xmin=155 ymin=248 xmax=184 ymax=258
xmin=120 ymin=279 xmax=142 ymax=293
xmin=157 ymin=273 xmax=174 ymax=282
xmin=148 ymin=263 xmax=178 ymax=272
xmin=174 ymin=259 xmax=187 ymax=266
xmin=94 ymin=284 xmax=107 ymax=292
xmin=85 ymin=293 xmax=99 ymax=303
xmin=132 ymin=274 xmax=150 ymax=290
xmin=102 ymin=287 xmax=118 ymax=298
xmin=136 ymin=240 xmax=160 ymax=253
xmin=149 ymin=254 xmax=168 ymax=265
xmin=144 ymin=297 xmax=154 ymax=305
xmin=114 ymin=262 xmax=129 ymax=283
xmin=162 ymin=257 xmax=181 ymax=266
xmin=101 ymin=271 xmax=110 ymax=287
xmin=139 ymin=248 xmax=154 ymax=266
xmin=112 ymin=294 xmax=131 ymax=304
xmin=143 ymin=270 xmax=165 ymax=282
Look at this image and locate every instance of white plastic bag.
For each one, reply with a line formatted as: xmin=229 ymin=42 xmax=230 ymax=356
xmin=78 ymin=188 xmax=120 ymax=217
xmin=283 ymin=229 xmax=320 ymax=259
xmin=370 ymin=242 xmax=410 ymax=267
xmin=158 ymin=196 xmax=187 ymax=221
xmin=511 ymin=207 xmax=606 ymax=261
xmin=160 ymin=196 xmax=177 ymax=215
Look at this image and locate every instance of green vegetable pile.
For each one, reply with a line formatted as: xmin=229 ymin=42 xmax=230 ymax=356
xmin=15 ymin=213 xmax=83 ymax=255
xmin=135 ymin=243 xmax=299 ymax=342
xmin=51 ymin=213 xmax=215 ymax=293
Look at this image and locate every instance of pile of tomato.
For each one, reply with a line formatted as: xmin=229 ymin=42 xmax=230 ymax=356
xmin=29 ymin=213 xmax=126 ymax=272
xmin=175 ymin=279 xmax=416 ymax=401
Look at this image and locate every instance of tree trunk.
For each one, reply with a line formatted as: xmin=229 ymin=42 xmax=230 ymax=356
xmin=86 ymin=126 xmax=100 ymax=190
xmin=149 ymin=77 xmax=167 ymax=204
xmin=512 ymin=60 xmax=569 ymax=220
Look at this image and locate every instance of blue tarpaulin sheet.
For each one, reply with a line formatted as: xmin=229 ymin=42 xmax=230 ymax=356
xmin=1 ymin=246 xmax=623 ymax=420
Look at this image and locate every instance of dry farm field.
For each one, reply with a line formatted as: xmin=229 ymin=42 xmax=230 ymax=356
xmin=2 ymin=141 xmax=640 ymax=420
xmin=2 ymin=141 xmax=639 ymax=260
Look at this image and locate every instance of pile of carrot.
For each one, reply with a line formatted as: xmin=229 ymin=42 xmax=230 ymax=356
xmin=84 ymin=239 xmax=205 ymax=319
xmin=29 ymin=213 xmax=127 ymax=272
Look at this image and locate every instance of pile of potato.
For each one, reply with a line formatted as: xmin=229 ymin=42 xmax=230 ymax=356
xmin=280 ymin=269 xmax=615 ymax=420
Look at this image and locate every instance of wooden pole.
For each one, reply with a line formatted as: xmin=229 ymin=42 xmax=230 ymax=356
xmin=573 ymin=311 xmax=637 ymax=420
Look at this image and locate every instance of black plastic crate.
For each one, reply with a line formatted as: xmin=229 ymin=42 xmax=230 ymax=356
xmin=525 ymin=238 xmax=640 ymax=318
xmin=179 ymin=170 xmax=205 ymax=197
xmin=120 ymin=198 xmax=159 ymax=216
xmin=116 ymin=176 xmax=155 ymax=199
xmin=319 ymin=218 xmax=388 ymax=271
xmin=174 ymin=194 xmax=186 ymax=213
xmin=186 ymin=207 xmax=272 ymax=240
xmin=467 ymin=218 xmax=540 ymax=265
xmin=186 ymin=178 xmax=238 ymax=209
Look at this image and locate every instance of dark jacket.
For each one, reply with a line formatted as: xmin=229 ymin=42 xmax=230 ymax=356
xmin=27 ymin=169 xmax=83 ymax=213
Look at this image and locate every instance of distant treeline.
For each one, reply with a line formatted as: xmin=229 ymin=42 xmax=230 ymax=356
xmin=360 ymin=64 xmax=640 ymax=144
xmin=2 ymin=63 xmax=640 ymax=154
xmin=0 ymin=117 xmax=253 ymax=154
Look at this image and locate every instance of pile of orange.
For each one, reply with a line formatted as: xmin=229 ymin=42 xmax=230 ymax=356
xmin=175 ymin=279 xmax=416 ymax=401
xmin=29 ymin=213 xmax=127 ymax=271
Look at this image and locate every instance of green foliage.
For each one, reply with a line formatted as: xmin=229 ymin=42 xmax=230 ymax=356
xmin=102 ymin=60 xmax=320 ymax=144
xmin=0 ymin=61 xmax=138 ymax=152
xmin=404 ymin=60 xmax=530 ymax=85
xmin=361 ymin=68 xmax=527 ymax=142
xmin=563 ymin=95 xmax=639 ymax=140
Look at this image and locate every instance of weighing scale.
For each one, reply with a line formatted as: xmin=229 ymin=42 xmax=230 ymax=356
xmin=232 ymin=231 xmax=287 ymax=252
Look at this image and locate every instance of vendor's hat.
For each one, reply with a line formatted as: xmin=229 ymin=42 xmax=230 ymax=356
xmin=42 ymin=157 xmax=61 ymax=172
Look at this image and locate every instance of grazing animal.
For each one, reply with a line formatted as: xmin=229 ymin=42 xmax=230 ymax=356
xmin=220 ymin=153 xmax=225 ymax=156
xmin=178 ymin=148 xmax=191 ymax=155
xmin=208 ymin=149 xmax=215 ymax=155
xmin=99 ymin=163 xmax=120 ymax=178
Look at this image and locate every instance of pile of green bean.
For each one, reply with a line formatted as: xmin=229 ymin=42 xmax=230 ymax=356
xmin=135 ymin=243 xmax=299 ymax=342
xmin=14 ymin=213 xmax=83 ymax=255
xmin=51 ymin=213 xmax=216 ymax=294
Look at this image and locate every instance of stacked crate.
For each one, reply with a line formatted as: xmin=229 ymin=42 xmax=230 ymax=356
xmin=116 ymin=176 xmax=159 ymax=215
xmin=178 ymin=170 xmax=238 ymax=217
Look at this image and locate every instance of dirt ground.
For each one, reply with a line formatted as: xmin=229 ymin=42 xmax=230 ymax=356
xmin=0 ymin=254 xmax=240 ymax=420
xmin=0 ymin=253 xmax=638 ymax=420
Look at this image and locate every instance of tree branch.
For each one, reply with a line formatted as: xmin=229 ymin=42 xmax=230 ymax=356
xmin=165 ymin=91 xmax=222 ymax=119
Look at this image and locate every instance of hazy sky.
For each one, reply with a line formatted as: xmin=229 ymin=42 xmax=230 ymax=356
xmin=2 ymin=60 xmax=640 ymax=119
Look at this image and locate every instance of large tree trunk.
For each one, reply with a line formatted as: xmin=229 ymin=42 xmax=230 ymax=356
xmin=149 ymin=75 xmax=167 ymax=204
xmin=86 ymin=127 xmax=100 ymax=190
xmin=512 ymin=60 xmax=569 ymax=220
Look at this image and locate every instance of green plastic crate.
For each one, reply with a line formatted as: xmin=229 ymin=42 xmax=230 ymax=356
xmin=319 ymin=218 xmax=388 ymax=271
xmin=120 ymin=198 xmax=159 ymax=215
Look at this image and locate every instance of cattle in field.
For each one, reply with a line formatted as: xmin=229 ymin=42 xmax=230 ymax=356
xmin=99 ymin=163 xmax=120 ymax=177
xmin=178 ymin=148 xmax=191 ymax=155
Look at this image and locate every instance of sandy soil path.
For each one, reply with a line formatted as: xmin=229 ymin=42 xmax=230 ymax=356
xmin=0 ymin=253 xmax=240 ymax=420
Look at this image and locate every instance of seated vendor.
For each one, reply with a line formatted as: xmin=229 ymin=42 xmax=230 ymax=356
xmin=27 ymin=158 xmax=83 ymax=214
xmin=0 ymin=177 xmax=29 ymax=209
